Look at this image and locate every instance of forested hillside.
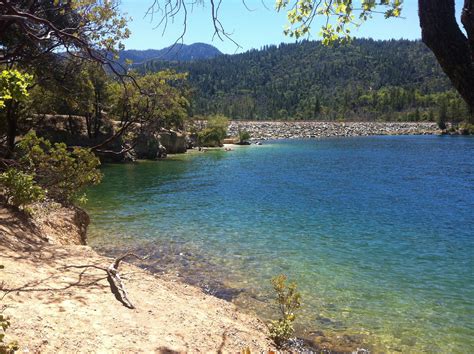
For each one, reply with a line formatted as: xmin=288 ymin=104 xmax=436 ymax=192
xmin=119 ymin=43 xmax=222 ymax=64
xmin=140 ymin=39 xmax=467 ymax=122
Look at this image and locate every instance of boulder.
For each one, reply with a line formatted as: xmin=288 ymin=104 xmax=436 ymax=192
xmin=132 ymin=130 xmax=186 ymax=159
xmin=157 ymin=130 xmax=187 ymax=154
xmin=133 ymin=132 xmax=161 ymax=159
xmin=27 ymin=115 xmax=188 ymax=161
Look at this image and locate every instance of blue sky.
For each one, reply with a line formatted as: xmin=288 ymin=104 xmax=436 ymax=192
xmin=120 ymin=0 xmax=464 ymax=53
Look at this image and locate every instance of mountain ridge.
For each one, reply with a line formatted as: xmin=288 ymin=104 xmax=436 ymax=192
xmin=134 ymin=39 xmax=467 ymax=121
xmin=118 ymin=42 xmax=222 ymax=64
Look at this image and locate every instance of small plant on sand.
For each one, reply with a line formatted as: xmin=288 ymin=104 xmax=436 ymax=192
xmin=1 ymin=266 xmax=19 ymax=354
xmin=268 ymin=274 xmax=301 ymax=348
xmin=0 ymin=312 xmax=18 ymax=354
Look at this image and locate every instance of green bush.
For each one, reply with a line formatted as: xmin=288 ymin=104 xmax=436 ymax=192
xmin=0 ymin=313 xmax=18 ymax=354
xmin=268 ymin=274 xmax=302 ymax=348
xmin=16 ymin=131 xmax=102 ymax=204
xmin=1 ymin=266 xmax=19 ymax=354
xmin=198 ymin=115 xmax=229 ymax=147
xmin=238 ymin=130 xmax=251 ymax=143
xmin=459 ymin=123 xmax=474 ymax=135
xmin=198 ymin=128 xmax=223 ymax=147
xmin=0 ymin=168 xmax=44 ymax=208
xmin=437 ymin=120 xmax=447 ymax=130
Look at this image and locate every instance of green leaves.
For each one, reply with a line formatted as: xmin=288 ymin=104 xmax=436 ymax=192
xmin=0 ymin=70 xmax=33 ymax=110
xmin=110 ymin=70 xmax=190 ymax=131
xmin=197 ymin=115 xmax=229 ymax=147
xmin=3 ymin=1 xmax=130 ymax=69
xmin=268 ymin=274 xmax=302 ymax=347
xmin=238 ymin=130 xmax=251 ymax=143
xmin=16 ymin=132 xmax=102 ymax=205
xmin=0 ymin=169 xmax=45 ymax=209
xmin=0 ymin=281 xmax=20 ymax=353
xmin=276 ymin=0 xmax=404 ymax=44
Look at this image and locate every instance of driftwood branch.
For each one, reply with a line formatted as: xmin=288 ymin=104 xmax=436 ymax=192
xmin=106 ymin=253 xmax=147 ymax=309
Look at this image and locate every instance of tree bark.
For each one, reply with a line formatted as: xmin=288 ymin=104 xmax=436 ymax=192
xmin=419 ymin=0 xmax=474 ymax=123
xmin=5 ymin=100 xmax=18 ymax=158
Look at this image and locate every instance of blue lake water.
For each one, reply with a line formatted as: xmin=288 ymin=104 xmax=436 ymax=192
xmin=86 ymin=136 xmax=474 ymax=352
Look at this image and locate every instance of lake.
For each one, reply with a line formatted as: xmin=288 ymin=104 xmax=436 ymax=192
xmin=86 ymin=135 xmax=474 ymax=352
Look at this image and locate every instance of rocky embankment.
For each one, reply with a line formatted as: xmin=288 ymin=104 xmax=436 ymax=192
xmin=0 ymin=205 xmax=273 ymax=352
xmin=228 ymin=121 xmax=439 ymax=140
xmin=30 ymin=115 xmax=187 ymax=162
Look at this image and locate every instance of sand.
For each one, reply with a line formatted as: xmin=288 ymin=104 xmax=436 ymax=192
xmin=0 ymin=206 xmax=274 ymax=352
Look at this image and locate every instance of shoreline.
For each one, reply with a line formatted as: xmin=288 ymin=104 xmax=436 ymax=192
xmin=227 ymin=121 xmax=440 ymax=140
xmin=89 ymin=239 xmax=372 ymax=353
xmin=0 ymin=205 xmax=274 ymax=352
xmin=0 ymin=201 xmax=371 ymax=352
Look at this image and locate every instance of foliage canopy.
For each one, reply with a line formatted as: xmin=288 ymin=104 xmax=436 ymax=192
xmin=0 ymin=70 xmax=33 ymax=110
xmin=16 ymin=132 xmax=102 ymax=204
xmin=276 ymin=0 xmax=403 ymax=43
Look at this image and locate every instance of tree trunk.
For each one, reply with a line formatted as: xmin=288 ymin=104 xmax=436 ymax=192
xmin=5 ymin=100 xmax=18 ymax=158
xmin=93 ymin=89 xmax=102 ymax=139
xmin=419 ymin=0 xmax=474 ymax=123
xmin=85 ymin=112 xmax=93 ymax=139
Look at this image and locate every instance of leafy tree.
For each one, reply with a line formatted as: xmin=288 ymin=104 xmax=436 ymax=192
xmin=0 ymin=70 xmax=33 ymax=156
xmin=0 ymin=0 xmax=130 ymax=70
xmin=197 ymin=115 xmax=229 ymax=147
xmin=29 ymin=60 xmax=113 ymax=139
xmin=0 ymin=1 xmax=131 ymax=156
xmin=438 ymin=99 xmax=448 ymax=130
xmin=275 ymin=0 xmax=474 ymax=123
xmin=109 ymin=70 xmax=190 ymax=132
xmin=0 ymin=168 xmax=45 ymax=208
xmin=16 ymin=132 xmax=102 ymax=204
xmin=146 ymin=39 xmax=464 ymax=121
xmin=238 ymin=129 xmax=251 ymax=143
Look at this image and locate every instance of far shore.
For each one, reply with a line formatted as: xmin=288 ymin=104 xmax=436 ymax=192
xmin=227 ymin=121 xmax=440 ymax=141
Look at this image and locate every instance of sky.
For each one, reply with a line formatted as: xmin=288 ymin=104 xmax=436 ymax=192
xmin=119 ymin=0 xmax=465 ymax=54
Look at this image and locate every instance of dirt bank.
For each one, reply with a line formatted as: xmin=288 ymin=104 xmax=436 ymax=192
xmin=0 ymin=205 xmax=273 ymax=352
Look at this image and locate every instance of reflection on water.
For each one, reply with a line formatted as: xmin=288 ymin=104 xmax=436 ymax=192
xmin=87 ymin=136 xmax=474 ymax=353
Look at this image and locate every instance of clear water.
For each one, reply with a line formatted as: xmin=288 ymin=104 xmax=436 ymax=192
xmin=86 ymin=136 xmax=474 ymax=352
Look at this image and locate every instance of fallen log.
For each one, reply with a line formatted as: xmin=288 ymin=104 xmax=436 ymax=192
xmin=106 ymin=253 xmax=146 ymax=309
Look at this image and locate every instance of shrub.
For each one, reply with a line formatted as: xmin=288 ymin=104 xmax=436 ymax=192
xmin=0 ymin=168 xmax=44 ymax=208
xmin=268 ymin=274 xmax=302 ymax=348
xmin=238 ymin=130 xmax=251 ymax=143
xmin=16 ymin=131 xmax=102 ymax=204
xmin=1 ymin=266 xmax=19 ymax=354
xmin=0 ymin=313 xmax=18 ymax=354
xmin=437 ymin=120 xmax=447 ymax=130
xmin=459 ymin=123 xmax=474 ymax=135
xmin=198 ymin=128 xmax=223 ymax=147
xmin=198 ymin=115 xmax=229 ymax=147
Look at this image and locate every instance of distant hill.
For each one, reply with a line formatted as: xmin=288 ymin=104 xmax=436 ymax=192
xmin=118 ymin=43 xmax=222 ymax=65
xmin=137 ymin=39 xmax=467 ymax=122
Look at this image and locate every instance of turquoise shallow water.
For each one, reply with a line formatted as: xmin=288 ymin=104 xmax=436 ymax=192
xmin=86 ymin=136 xmax=474 ymax=352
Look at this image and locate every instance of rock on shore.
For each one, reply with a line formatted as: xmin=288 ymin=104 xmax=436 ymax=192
xmin=0 ymin=205 xmax=273 ymax=352
xmin=30 ymin=115 xmax=187 ymax=161
xmin=228 ymin=121 xmax=439 ymax=140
